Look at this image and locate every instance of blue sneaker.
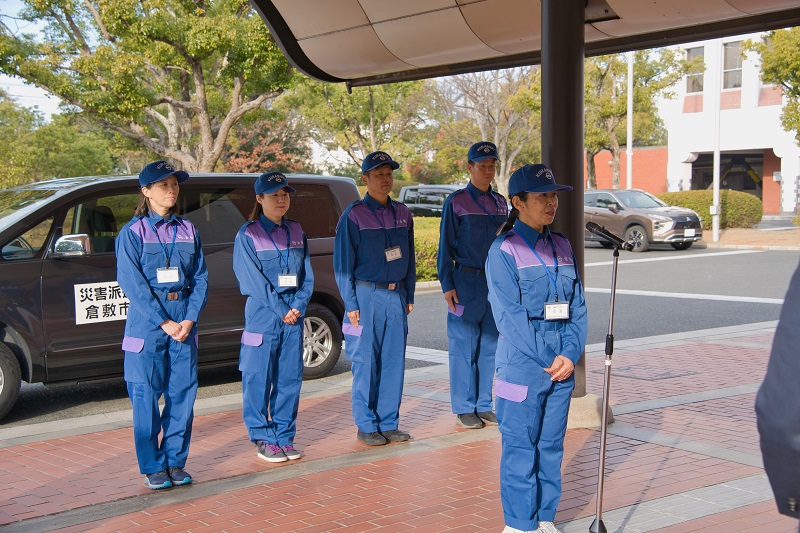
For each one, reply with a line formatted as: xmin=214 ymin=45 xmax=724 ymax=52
xmin=144 ymin=470 xmax=173 ymax=490
xmin=167 ymin=466 xmax=192 ymax=486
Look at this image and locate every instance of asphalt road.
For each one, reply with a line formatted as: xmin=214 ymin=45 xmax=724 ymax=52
xmin=2 ymin=246 xmax=796 ymax=428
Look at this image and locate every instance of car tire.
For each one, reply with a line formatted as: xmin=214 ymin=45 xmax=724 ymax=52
xmin=302 ymin=303 xmax=342 ymax=379
xmin=670 ymin=242 xmax=693 ymax=250
xmin=625 ymin=225 xmax=650 ymax=252
xmin=0 ymin=343 xmax=21 ymax=421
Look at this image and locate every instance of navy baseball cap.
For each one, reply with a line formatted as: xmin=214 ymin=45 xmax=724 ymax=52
xmin=362 ymin=151 xmax=400 ymax=174
xmin=255 ymin=172 xmax=296 ymax=195
xmin=468 ymin=142 xmax=499 ymax=163
xmin=508 ymin=164 xmax=573 ymax=197
xmin=139 ymin=160 xmax=189 ymax=187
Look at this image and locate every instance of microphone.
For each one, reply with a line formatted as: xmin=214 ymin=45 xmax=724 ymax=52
xmin=586 ymin=222 xmax=634 ymax=251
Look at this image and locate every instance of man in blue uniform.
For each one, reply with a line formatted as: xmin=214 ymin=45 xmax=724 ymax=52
xmin=756 ymin=259 xmax=800 ymax=531
xmin=334 ymin=151 xmax=416 ymax=446
xmin=437 ymin=142 xmax=508 ymax=429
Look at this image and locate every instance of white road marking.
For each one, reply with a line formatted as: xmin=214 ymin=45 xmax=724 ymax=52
xmin=585 ymin=249 xmax=762 ymax=267
xmin=584 ymin=287 xmax=783 ymax=304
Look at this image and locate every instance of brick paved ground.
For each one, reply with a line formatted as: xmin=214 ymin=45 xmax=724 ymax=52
xmin=0 ymin=321 xmax=797 ymax=533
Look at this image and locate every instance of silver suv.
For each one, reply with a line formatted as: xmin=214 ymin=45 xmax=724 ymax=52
xmin=584 ymin=189 xmax=703 ymax=252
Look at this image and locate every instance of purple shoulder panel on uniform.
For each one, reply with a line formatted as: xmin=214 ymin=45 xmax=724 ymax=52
xmin=551 ymin=233 xmax=575 ymax=267
xmin=131 ymin=217 xmax=195 ymax=244
xmin=347 ymin=203 xmax=383 ymax=230
xmin=285 ymin=220 xmax=305 ymax=249
xmin=392 ymin=201 xmax=412 ymax=228
xmin=452 ymin=189 xmax=508 ymax=217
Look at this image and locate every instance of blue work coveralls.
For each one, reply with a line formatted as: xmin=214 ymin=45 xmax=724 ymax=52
xmin=334 ymin=194 xmax=416 ymax=434
xmin=233 ymin=216 xmax=313 ymax=447
xmin=437 ymin=183 xmax=508 ymax=415
xmin=116 ymin=214 xmax=209 ymax=475
xmin=486 ymin=222 xmax=588 ymax=531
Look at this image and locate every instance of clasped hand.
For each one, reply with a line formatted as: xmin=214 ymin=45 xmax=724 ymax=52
xmin=160 ymin=319 xmax=195 ymax=342
xmin=545 ymin=355 xmax=574 ymax=382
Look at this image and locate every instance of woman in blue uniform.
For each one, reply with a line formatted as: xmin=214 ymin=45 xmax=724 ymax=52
xmin=233 ymin=172 xmax=314 ymax=463
xmin=116 ymin=160 xmax=209 ymax=490
xmin=334 ymin=151 xmax=416 ymax=447
xmin=486 ymin=164 xmax=588 ymax=533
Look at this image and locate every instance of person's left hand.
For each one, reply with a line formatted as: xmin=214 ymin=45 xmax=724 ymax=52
xmin=407 ymin=303 xmax=414 ymax=315
xmin=283 ymin=309 xmax=302 ymax=325
xmin=545 ymin=355 xmax=574 ymax=382
xmin=174 ymin=320 xmax=195 ymax=343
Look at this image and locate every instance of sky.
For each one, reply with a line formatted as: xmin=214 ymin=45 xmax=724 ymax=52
xmin=1 ymin=0 xmax=63 ymax=119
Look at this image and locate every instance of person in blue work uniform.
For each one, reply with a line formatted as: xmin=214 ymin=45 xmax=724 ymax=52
xmin=116 ymin=160 xmax=209 ymax=490
xmin=438 ymin=141 xmax=508 ymax=429
xmin=233 ymin=171 xmax=314 ymax=463
xmin=334 ymin=151 xmax=416 ymax=447
xmin=486 ymin=164 xmax=587 ymax=533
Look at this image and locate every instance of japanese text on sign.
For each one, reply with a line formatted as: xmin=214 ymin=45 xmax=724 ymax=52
xmin=74 ymin=281 xmax=130 ymax=325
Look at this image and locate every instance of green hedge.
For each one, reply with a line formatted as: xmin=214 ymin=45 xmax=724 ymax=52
xmin=414 ymin=217 xmax=440 ymax=282
xmin=658 ymin=190 xmax=762 ymax=230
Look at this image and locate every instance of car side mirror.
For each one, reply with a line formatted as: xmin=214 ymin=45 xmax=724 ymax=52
xmin=608 ymin=203 xmax=621 ymax=213
xmin=53 ymin=234 xmax=91 ymax=257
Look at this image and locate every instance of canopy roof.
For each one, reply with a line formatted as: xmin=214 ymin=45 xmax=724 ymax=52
xmin=249 ymin=0 xmax=800 ymax=87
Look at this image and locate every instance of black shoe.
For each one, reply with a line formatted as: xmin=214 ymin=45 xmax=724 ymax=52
xmin=477 ymin=411 xmax=498 ymax=425
xmin=167 ymin=466 xmax=192 ymax=486
xmin=144 ymin=470 xmax=173 ymax=490
xmin=457 ymin=413 xmax=485 ymax=429
xmin=381 ymin=429 xmax=411 ymax=442
xmin=357 ymin=430 xmax=388 ymax=446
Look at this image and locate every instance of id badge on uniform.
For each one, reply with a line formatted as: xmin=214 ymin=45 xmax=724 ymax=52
xmin=544 ymin=301 xmax=569 ymax=320
xmin=279 ymin=274 xmax=298 ymax=287
xmin=384 ymin=246 xmax=402 ymax=262
xmin=157 ymin=267 xmax=180 ymax=284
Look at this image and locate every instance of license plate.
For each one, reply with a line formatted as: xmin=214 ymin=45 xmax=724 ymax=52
xmin=685 ymin=229 xmax=696 ymax=237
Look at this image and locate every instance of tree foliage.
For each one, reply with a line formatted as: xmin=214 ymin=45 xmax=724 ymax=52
xmin=0 ymin=0 xmax=293 ymax=172
xmin=584 ymin=49 xmax=690 ymax=188
xmin=745 ymin=28 xmax=800 ymax=144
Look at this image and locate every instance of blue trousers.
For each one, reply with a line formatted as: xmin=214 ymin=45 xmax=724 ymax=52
xmin=447 ymin=270 xmax=498 ymax=414
xmin=495 ymin=339 xmax=574 ymax=531
xmin=125 ymin=333 xmax=198 ymax=475
xmin=344 ymin=284 xmax=408 ymax=433
xmin=239 ymin=317 xmax=304 ymax=446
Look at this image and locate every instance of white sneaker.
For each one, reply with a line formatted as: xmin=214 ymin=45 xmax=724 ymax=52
xmin=537 ymin=522 xmax=562 ymax=533
xmin=502 ymin=527 xmax=534 ymax=533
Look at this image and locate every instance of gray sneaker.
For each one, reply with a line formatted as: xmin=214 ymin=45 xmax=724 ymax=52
xmin=477 ymin=411 xmax=498 ymax=425
xmin=357 ymin=430 xmax=388 ymax=446
xmin=381 ymin=429 xmax=411 ymax=442
xmin=457 ymin=413 xmax=485 ymax=429
xmin=256 ymin=441 xmax=288 ymax=463
xmin=281 ymin=444 xmax=302 ymax=460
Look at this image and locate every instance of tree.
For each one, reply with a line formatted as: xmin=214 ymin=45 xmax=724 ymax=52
xmin=745 ymin=28 xmax=800 ymax=144
xmin=584 ymin=50 xmax=690 ymax=188
xmin=0 ymin=0 xmax=293 ymax=172
xmin=432 ymin=68 xmax=542 ymax=195
xmin=279 ymin=78 xmax=432 ymax=179
xmin=0 ymin=88 xmax=40 ymax=187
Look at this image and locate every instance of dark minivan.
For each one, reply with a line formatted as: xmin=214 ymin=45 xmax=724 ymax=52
xmin=0 ymin=173 xmax=360 ymax=421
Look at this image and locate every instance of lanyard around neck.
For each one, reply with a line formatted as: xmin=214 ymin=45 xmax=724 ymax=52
xmin=146 ymin=217 xmax=178 ymax=268
xmin=466 ymin=186 xmax=501 ymax=227
xmin=364 ymin=198 xmax=397 ymax=247
xmin=514 ymin=228 xmax=562 ymax=302
xmin=260 ymin=218 xmax=292 ymax=273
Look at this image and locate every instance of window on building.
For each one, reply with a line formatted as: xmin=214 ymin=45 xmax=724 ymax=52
xmin=723 ymin=41 xmax=742 ymax=89
xmin=686 ymin=47 xmax=704 ymax=93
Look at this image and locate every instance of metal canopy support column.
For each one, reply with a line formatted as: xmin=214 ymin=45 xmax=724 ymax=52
xmin=542 ymin=0 xmax=587 ymax=396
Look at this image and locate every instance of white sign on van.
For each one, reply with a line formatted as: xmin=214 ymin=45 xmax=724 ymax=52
xmin=74 ymin=282 xmax=130 ymax=325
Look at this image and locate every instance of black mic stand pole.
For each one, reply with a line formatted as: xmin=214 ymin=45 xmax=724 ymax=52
xmin=589 ymin=242 xmax=621 ymax=533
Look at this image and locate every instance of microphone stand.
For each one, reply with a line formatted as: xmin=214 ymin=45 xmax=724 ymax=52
xmin=589 ymin=242 xmax=621 ymax=533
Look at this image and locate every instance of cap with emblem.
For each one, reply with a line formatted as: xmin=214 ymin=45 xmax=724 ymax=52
xmin=508 ymin=164 xmax=573 ymax=197
xmin=254 ymin=171 xmax=296 ymax=195
xmin=362 ymin=151 xmax=400 ymax=174
xmin=139 ymin=161 xmax=190 ymax=187
xmin=468 ymin=142 xmax=499 ymax=163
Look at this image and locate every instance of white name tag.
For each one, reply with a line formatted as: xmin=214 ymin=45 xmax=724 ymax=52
xmin=385 ymin=246 xmax=402 ymax=262
xmin=279 ymin=274 xmax=298 ymax=287
xmin=544 ymin=301 xmax=569 ymax=321
xmin=156 ymin=267 xmax=180 ymax=284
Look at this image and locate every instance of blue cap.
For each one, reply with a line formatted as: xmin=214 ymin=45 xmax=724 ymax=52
xmin=468 ymin=142 xmax=499 ymax=163
xmin=508 ymin=164 xmax=573 ymax=197
xmin=139 ymin=161 xmax=189 ymax=187
xmin=362 ymin=151 xmax=400 ymax=174
xmin=255 ymin=172 xmax=296 ymax=195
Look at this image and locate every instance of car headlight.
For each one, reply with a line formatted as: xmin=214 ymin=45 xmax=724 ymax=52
xmin=652 ymin=215 xmax=675 ymax=234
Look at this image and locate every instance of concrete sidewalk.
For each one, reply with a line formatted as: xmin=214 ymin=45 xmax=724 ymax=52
xmin=0 ymin=321 xmax=796 ymax=533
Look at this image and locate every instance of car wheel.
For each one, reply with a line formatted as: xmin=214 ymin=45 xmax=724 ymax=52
xmin=625 ymin=225 xmax=649 ymax=252
xmin=0 ymin=343 xmax=21 ymax=421
xmin=670 ymin=242 xmax=693 ymax=250
xmin=302 ymin=303 xmax=342 ymax=379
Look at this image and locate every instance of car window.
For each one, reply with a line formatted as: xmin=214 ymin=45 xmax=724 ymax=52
xmin=1 ymin=216 xmax=54 ymax=260
xmin=403 ymin=189 xmax=419 ymax=204
xmin=182 ymin=188 xmax=250 ymax=245
xmin=420 ymin=192 xmax=443 ymax=206
xmin=63 ymin=193 xmax=139 ymax=254
xmin=288 ymin=184 xmax=340 ymax=238
xmin=596 ymin=193 xmax=617 ymax=209
xmin=615 ymin=190 xmax=666 ymax=208
xmin=584 ymin=192 xmax=597 ymax=207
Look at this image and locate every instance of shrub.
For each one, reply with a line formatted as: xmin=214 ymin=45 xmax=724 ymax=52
xmin=658 ymin=190 xmax=762 ymax=230
xmin=414 ymin=217 xmax=440 ymax=282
